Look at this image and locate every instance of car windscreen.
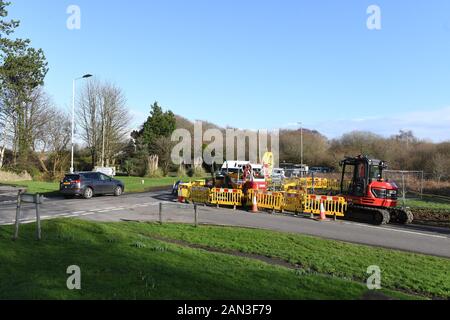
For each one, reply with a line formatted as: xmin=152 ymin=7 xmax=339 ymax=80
xmin=63 ymin=175 xmax=80 ymax=182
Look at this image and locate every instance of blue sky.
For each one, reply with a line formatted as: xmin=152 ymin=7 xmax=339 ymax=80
xmin=8 ymin=0 xmax=450 ymax=141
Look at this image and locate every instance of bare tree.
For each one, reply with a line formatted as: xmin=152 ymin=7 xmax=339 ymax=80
xmin=100 ymin=83 xmax=130 ymax=167
xmin=78 ymin=80 xmax=130 ymax=168
xmin=432 ymin=153 xmax=449 ymax=183
xmin=79 ymin=80 xmax=101 ymax=167
xmin=0 ymin=110 xmax=9 ymax=168
xmin=0 ymin=87 xmax=52 ymax=168
xmin=34 ymin=107 xmax=71 ymax=178
xmin=152 ymin=136 xmax=174 ymax=175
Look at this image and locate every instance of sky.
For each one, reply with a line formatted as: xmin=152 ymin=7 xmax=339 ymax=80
xmin=7 ymin=0 xmax=450 ymax=142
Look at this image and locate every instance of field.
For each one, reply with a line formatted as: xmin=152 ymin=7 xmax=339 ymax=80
xmin=2 ymin=176 xmax=190 ymax=195
xmin=0 ymin=219 xmax=449 ymax=300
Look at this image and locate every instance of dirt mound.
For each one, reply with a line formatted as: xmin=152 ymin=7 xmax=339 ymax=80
xmin=411 ymin=208 xmax=450 ymax=228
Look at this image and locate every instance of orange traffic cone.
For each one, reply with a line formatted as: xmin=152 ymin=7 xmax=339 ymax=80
xmin=316 ymin=201 xmax=329 ymax=221
xmin=251 ymin=192 xmax=258 ymax=213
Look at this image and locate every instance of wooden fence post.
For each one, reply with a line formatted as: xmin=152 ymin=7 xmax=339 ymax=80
xmin=35 ymin=194 xmax=42 ymax=240
xmin=194 ymin=204 xmax=198 ymax=227
xmin=13 ymin=190 xmax=23 ymax=240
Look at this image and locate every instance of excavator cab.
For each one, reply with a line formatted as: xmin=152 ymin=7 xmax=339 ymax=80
xmin=340 ymin=155 xmax=386 ymax=197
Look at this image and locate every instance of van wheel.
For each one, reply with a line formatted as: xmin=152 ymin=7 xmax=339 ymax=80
xmin=83 ymin=187 xmax=94 ymax=199
xmin=114 ymin=186 xmax=123 ymax=197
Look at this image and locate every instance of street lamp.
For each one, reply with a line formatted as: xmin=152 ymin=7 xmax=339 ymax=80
xmin=70 ymin=74 xmax=93 ymax=173
xmin=297 ymin=122 xmax=303 ymax=163
xmin=298 ymin=122 xmax=304 ymax=177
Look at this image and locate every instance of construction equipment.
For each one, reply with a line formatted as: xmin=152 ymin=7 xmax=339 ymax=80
xmin=339 ymin=155 xmax=413 ymax=225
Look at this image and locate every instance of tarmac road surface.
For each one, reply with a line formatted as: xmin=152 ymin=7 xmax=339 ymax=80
xmin=0 ymin=189 xmax=449 ymax=258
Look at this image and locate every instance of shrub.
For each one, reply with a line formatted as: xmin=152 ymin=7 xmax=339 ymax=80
xmin=177 ymin=166 xmax=187 ymax=177
xmin=188 ymin=166 xmax=206 ymax=178
xmin=0 ymin=170 xmax=32 ymax=182
xmin=146 ymin=168 xmax=164 ymax=178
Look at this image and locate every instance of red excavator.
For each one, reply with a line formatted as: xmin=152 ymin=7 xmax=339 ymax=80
xmin=339 ymin=155 xmax=413 ymax=225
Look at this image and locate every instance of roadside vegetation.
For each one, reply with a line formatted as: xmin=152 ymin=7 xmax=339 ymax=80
xmin=0 ymin=219 xmax=429 ymax=300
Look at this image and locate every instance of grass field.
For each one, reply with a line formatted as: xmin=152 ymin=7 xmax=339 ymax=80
xmin=403 ymin=198 xmax=450 ymax=211
xmin=0 ymin=219 xmax=447 ymax=300
xmin=119 ymin=222 xmax=450 ymax=299
xmin=2 ymin=176 xmax=195 ymax=195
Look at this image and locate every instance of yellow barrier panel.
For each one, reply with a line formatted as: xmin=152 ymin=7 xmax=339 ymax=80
xmin=189 ymin=187 xmax=210 ymax=204
xmin=210 ymin=188 xmax=243 ymax=208
xmin=192 ymin=180 xmax=206 ymax=187
xmin=247 ymin=190 xmax=285 ymax=212
xmin=326 ymin=179 xmax=341 ymax=191
xmin=283 ymin=178 xmax=341 ymax=191
xmin=303 ymin=195 xmax=347 ymax=217
xmin=282 ymin=192 xmax=303 ymax=213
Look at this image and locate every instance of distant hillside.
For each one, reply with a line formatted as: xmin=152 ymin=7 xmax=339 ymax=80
xmin=175 ymin=115 xmax=223 ymax=132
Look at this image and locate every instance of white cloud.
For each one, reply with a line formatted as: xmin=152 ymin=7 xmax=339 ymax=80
xmin=313 ymin=106 xmax=450 ymax=142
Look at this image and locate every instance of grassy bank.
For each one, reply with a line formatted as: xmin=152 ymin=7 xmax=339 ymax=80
xmin=0 ymin=219 xmax=425 ymax=300
xmin=2 ymin=176 xmax=197 ymax=195
xmin=403 ymin=198 xmax=450 ymax=211
xmin=118 ymin=222 xmax=450 ymax=299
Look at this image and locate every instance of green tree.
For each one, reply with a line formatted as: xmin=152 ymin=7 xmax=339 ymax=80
xmin=0 ymin=0 xmax=48 ymax=167
xmin=141 ymin=102 xmax=176 ymax=154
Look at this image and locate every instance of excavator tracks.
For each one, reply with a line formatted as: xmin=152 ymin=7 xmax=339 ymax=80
xmin=346 ymin=205 xmax=414 ymax=225
xmin=346 ymin=205 xmax=391 ymax=225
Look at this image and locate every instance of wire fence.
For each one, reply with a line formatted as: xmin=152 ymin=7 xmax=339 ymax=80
xmin=383 ymin=170 xmax=450 ymax=204
xmin=278 ymin=170 xmax=450 ymax=205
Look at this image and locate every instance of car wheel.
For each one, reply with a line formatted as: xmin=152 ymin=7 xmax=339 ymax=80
xmin=83 ymin=187 xmax=94 ymax=199
xmin=114 ymin=186 xmax=123 ymax=197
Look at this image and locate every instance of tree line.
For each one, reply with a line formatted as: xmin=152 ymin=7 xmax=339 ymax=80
xmin=280 ymin=129 xmax=450 ymax=180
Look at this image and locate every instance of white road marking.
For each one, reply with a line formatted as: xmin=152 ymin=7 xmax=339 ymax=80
xmin=72 ymin=211 xmax=86 ymax=215
xmin=110 ymin=207 xmax=125 ymax=211
xmin=341 ymin=221 xmax=448 ymax=239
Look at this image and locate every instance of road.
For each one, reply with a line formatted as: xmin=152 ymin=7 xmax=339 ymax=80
xmin=1 ymin=189 xmax=449 ymax=258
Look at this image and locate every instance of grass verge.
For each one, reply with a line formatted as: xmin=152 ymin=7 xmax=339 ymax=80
xmin=0 ymin=219 xmax=425 ymax=300
xmin=404 ymin=199 xmax=450 ymax=211
xmin=115 ymin=222 xmax=450 ymax=299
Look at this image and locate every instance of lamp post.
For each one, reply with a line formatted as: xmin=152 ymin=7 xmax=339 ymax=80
xmin=71 ymin=74 xmax=93 ymax=173
xmin=297 ymin=122 xmax=304 ymax=177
